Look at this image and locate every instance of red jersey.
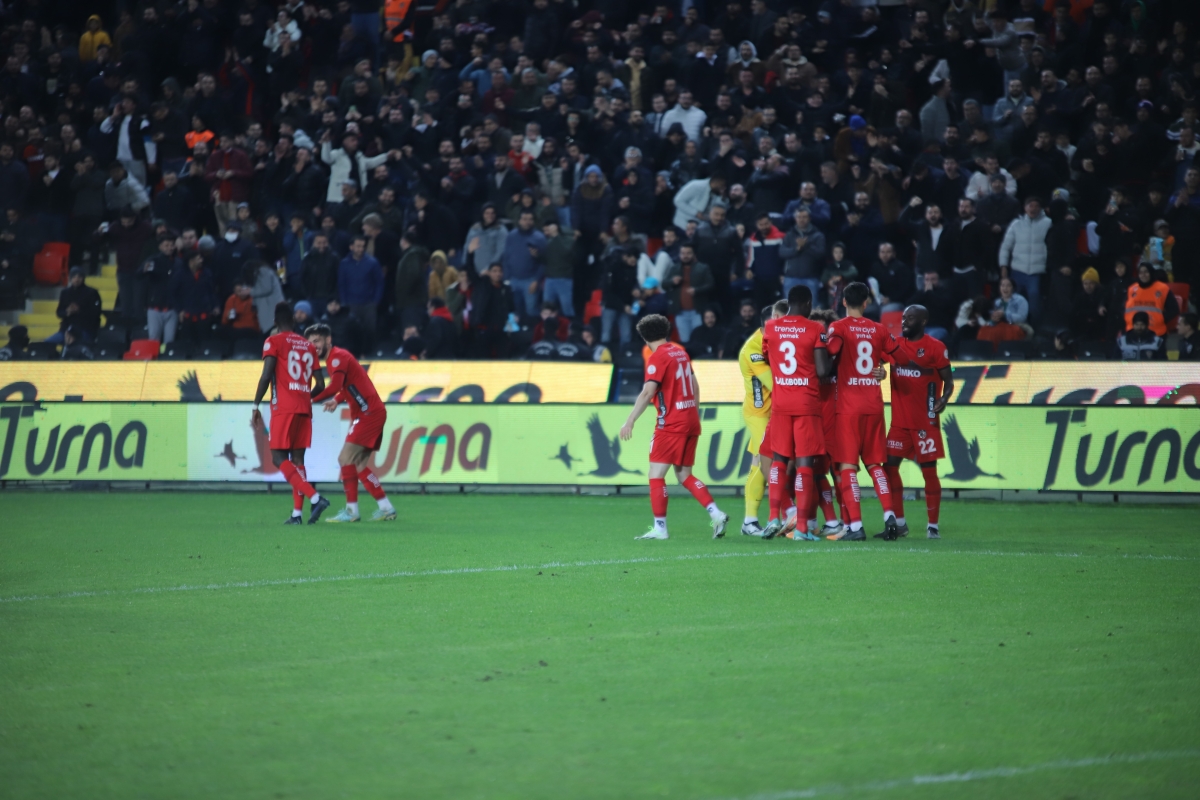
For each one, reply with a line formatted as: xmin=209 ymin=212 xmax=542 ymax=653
xmin=263 ymin=332 xmax=317 ymax=416
xmin=827 ymin=316 xmax=900 ymax=415
xmin=761 ymin=315 xmax=827 ymax=415
xmin=645 ymin=343 xmax=701 ymax=434
xmin=313 ymin=346 xmax=384 ymax=417
xmin=887 ymin=334 xmax=951 ymax=429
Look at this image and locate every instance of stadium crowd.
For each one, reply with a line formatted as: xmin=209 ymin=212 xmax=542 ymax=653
xmin=0 ymin=0 xmax=1198 ymax=363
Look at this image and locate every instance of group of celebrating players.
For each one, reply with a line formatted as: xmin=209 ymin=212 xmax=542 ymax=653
xmin=254 ymin=286 xmax=954 ymax=537
xmin=622 ymin=283 xmax=955 ymax=542
xmin=250 ymin=301 xmax=395 ymax=525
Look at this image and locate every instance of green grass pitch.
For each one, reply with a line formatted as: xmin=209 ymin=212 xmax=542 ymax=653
xmin=1 ymin=491 xmax=1198 ymax=799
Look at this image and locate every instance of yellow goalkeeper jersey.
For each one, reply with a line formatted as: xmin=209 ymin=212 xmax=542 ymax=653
xmin=738 ymin=328 xmax=772 ymax=418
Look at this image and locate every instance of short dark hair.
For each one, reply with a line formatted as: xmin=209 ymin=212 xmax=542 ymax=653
xmin=787 ymin=283 xmax=812 ymax=307
xmin=843 ymin=281 xmax=870 ymax=308
xmin=1132 ymin=311 xmax=1150 ymax=326
xmin=636 ymin=313 xmax=671 ymax=344
xmin=760 ymin=304 xmax=775 ymax=324
xmin=429 ymin=297 xmax=447 ymax=309
xmin=305 ymin=323 xmax=332 ymax=338
xmin=274 ymin=301 xmax=294 ymax=327
xmin=1180 ymin=312 xmax=1197 ymax=329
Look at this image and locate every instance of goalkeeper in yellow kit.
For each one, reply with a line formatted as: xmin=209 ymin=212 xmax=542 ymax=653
xmin=737 ymin=300 xmax=787 ymax=535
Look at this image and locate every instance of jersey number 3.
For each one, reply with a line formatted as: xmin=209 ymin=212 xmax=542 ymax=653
xmin=778 ymin=341 xmax=797 ymax=375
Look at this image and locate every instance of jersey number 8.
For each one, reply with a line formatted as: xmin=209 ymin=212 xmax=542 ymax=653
xmin=855 ymin=340 xmax=874 ymax=375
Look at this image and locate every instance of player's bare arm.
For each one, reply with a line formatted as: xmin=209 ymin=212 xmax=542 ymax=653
xmin=814 ymin=346 xmax=833 ymax=378
xmin=933 ymin=365 xmax=954 ymax=414
xmin=620 ymin=380 xmax=660 ymax=441
xmin=251 ymin=356 xmax=276 ymax=429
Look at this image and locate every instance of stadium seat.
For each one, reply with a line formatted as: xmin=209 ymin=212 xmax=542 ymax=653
xmin=231 ymin=338 xmax=264 ymax=360
xmin=195 ymin=339 xmax=229 ymax=360
xmin=159 ymin=343 xmax=192 ymax=360
xmin=957 ymin=340 xmax=994 ymax=361
xmin=93 ymin=345 xmax=124 ymax=360
xmin=1077 ymin=341 xmax=1110 ymax=360
xmin=27 ymin=341 xmax=60 ymax=360
xmin=583 ymin=289 xmax=603 ymax=325
xmin=124 ymin=339 xmax=160 ymax=360
xmin=371 ymin=340 xmax=401 ymax=359
xmin=130 ymin=324 xmax=150 ymax=341
xmin=1169 ymin=283 xmax=1189 ymax=331
xmin=616 ymin=370 xmax=644 ymax=402
xmin=96 ymin=324 xmax=128 ymax=346
xmin=881 ymin=310 xmax=903 ymax=327
xmin=994 ymin=340 xmax=1032 ymax=360
xmin=615 ymin=346 xmax=644 ymax=370
xmin=32 ymin=248 xmax=67 ymax=286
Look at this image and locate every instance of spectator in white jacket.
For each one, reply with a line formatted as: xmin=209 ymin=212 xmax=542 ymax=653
xmin=264 ymin=9 xmax=302 ymax=52
xmin=966 ymin=154 xmax=1017 ymax=200
xmin=998 ymin=197 xmax=1052 ymax=323
xmin=659 ymin=91 xmax=707 ymax=142
xmin=673 ymin=174 xmax=726 ymax=230
xmin=319 ymin=130 xmax=396 ymax=204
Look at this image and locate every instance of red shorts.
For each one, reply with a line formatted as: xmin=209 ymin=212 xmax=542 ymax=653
xmin=346 ymin=409 xmax=387 ymax=452
xmin=769 ymin=413 xmax=825 ymax=459
xmin=269 ymin=412 xmax=312 ymax=451
xmin=650 ymin=429 xmax=700 ymax=467
xmin=759 ymin=418 xmax=774 ymax=458
xmin=822 ymin=413 xmax=837 ymax=457
xmin=886 ymin=422 xmax=945 ymax=462
xmin=832 ymin=413 xmax=888 ymax=466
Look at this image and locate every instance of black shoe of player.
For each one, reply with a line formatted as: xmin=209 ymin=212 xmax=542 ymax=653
xmin=284 ymin=515 xmax=303 ymax=525
xmin=874 ymin=516 xmax=900 ymax=541
xmin=307 ymin=496 xmax=331 ymax=524
xmin=834 ymin=527 xmax=866 ymax=541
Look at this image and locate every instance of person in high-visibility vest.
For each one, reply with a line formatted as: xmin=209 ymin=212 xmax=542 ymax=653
xmin=1124 ymin=262 xmax=1179 ymax=336
xmin=384 ymin=0 xmax=413 ymax=42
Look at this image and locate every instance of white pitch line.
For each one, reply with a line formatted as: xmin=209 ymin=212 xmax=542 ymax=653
xmin=0 ymin=546 xmax=1194 ymax=605
xmin=721 ymin=749 xmax=1200 ymax=800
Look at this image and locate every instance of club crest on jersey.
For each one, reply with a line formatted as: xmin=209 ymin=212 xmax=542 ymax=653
xmin=262 ymin=341 xmax=270 ymax=352
xmin=332 ymin=359 xmax=340 ymax=367
xmin=916 ymin=348 xmax=925 ymax=357
xmin=918 ymin=429 xmax=928 ymax=439
xmin=647 ymin=365 xmax=656 ymax=374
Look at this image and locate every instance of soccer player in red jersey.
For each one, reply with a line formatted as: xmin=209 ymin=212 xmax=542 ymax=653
xmin=252 ymin=302 xmax=330 ymax=524
xmin=824 ymin=282 xmax=902 ymax=541
xmin=619 ymin=314 xmax=729 ymax=540
xmin=759 ymin=285 xmax=833 ymax=540
xmin=805 ymin=308 xmax=847 ymax=539
xmin=305 ymin=324 xmax=397 ymax=523
xmin=881 ymin=305 xmax=955 ymax=540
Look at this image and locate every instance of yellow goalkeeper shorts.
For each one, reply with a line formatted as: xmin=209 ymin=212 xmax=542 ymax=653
xmin=744 ymin=414 xmax=768 ymax=455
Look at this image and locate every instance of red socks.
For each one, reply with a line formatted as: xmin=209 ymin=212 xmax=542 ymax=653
xmin=884 ymin=464 xmax=905 ymax=518
xmin=838 ymin=468 xmax=862 ymax=524
xmin=867 ymin=464 xmax=894 ymax=516
xmin=768 ymin=462 xmax=784 ymax=520
xmin=341 ymin=464 xmax=359 ymax=503
xmin=292 ymin=464 xmax=307 ymax=511
xmin=922 ymin=464 xmax=942 ymax=525
xmin=649 ymin=477 xmax=668 ymax=518
xmin=793 ymin=466 xmax=814 ymax=526
xmin=358 ymin=467 xmax=387 ymax=500
xmin=279 ymin=460 xmax=317 ymax=500
xmin=817 ymin=473 xmax=836 ymax=524
xmin=681 ymin=474 xmax=714 ymax=509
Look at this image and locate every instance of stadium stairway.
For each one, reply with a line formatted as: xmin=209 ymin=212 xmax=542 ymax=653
xmin=0 ymin=264 xmax=118 ymax=343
